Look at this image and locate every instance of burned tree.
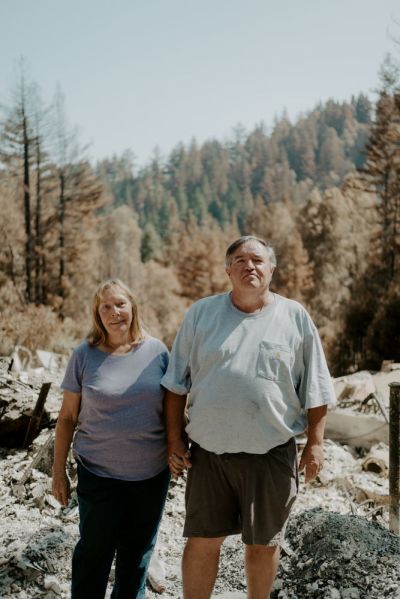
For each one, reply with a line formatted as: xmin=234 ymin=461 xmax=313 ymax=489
xmin=0 ymin=62 xmax=36 ymax=302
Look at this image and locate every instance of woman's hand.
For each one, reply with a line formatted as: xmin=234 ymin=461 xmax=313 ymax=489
xmin=52 ymin=470 xmax=71 ymax=507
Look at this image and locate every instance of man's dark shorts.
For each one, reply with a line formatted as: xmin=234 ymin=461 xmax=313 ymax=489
xmin=183 ymin=438 xmax=298 ymax=546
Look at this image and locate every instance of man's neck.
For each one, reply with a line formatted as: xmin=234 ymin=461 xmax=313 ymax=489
xmin=230 ymin=289 xmax=274 ymax=314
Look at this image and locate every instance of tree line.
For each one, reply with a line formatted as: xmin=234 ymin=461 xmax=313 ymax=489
xmin=0 ymin=58 xmax=399 ymax=375
xmin=96 ymin=92 xmax=372 ymax=260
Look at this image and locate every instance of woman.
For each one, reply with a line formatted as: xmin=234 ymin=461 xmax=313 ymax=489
xmin=52 ymin=279 xmax=170 ymax=599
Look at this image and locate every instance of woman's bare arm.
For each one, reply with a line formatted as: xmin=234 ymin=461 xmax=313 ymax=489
xmin=52 ymin=390 xmax=81 ymax=506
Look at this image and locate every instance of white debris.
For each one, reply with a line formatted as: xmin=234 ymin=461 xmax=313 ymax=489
xmin=10 ymin=347 xmax=33 ymax=373
xmin=147 ymin=541 xmax=167 ymax=593
xmin=43 ymin=575 xmax=62 ymax=594
xmin=317 ymin=440 xmax=358 ymax=485
xmin=333 ymin=370 xmax=376 ymax=402
xmin=0 ymin=362 xmax=398 ymax=598
xmin=36 ymin=350 xmax=65 ymax=373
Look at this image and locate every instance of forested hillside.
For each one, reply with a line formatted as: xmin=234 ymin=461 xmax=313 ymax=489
xmin=1 ymin=59 xmax=399 ymax=375
xmin=96 ymin=93 xmax=371 ymax=249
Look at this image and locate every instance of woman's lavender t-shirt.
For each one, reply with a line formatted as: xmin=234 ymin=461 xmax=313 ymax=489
xmin=61 ymin=337 xmax=169 ymax=481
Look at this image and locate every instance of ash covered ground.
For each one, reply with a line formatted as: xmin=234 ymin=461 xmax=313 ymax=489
xmin=0 ymin=436 xmax=398 ymax=599
xmin=0 ymin=363 xmax=399 ymax=598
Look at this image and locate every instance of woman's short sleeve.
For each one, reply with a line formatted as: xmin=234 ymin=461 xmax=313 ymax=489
xmin=61 ymin=346 xmax=84 ymax=393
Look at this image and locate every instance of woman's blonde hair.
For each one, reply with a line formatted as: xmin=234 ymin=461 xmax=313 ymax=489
xmin=87 ymin=279 xmax=145 ymax=347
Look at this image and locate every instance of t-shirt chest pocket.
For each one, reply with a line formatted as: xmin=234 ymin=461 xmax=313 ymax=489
xmin=257 ymin=341 xmax=291 ymax=382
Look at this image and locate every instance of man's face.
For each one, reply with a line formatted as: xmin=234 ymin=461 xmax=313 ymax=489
xmin=226 ymin=241 xmax=274 ymax=292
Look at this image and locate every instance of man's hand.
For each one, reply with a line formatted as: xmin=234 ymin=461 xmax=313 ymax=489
xmin=300 ymin=404 xmax=327 ymax=482
xmin=168 ymin=439 xmax=192 ymax=479
xmin=299 ymin=441 xmax=324 ymax=483
xmin=52 ymin=470 xmax=71 ymax=507
xmin=164 ymin=391 xmax=191 ymax=479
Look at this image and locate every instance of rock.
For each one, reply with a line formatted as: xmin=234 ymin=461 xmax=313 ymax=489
xmin=341 ymin=588 xmax=361 ymax=599
xmin=273 ymin=578 xmax=283 ymax=590
xmin=43 ymin=575 xmax=62 ymax=594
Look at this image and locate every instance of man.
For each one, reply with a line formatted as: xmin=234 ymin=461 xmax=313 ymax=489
xmin=162 ymin=236 xmax=336 ymax=599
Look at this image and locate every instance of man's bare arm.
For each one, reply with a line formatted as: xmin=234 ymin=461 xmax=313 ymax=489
xmin=298 ymin=404 xmax=327 ymax=483
xmin=164 ymin=390 xmax=191 ymax=477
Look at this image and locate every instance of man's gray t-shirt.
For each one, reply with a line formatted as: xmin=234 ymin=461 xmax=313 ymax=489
xmin=161 ymin=292 xmax=336 ymax=454
xmin=61 ymin=337 xmax=169 ymax=481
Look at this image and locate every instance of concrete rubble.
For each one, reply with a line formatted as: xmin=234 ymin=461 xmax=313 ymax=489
xmin=0 ymin=356 xmax=399 ymax=598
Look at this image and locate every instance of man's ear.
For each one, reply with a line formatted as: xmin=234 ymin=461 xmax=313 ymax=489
xmin=226 ymin=266 xmax=231 ymax=277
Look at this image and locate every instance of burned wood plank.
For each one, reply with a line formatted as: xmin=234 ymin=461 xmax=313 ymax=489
xmin=19 ymin=432 xmax=54 ymax=486
xmin=389 ymin=382 xmax=400 ymax=534
xmin=22 ymin=382 xmax=51 ymax=448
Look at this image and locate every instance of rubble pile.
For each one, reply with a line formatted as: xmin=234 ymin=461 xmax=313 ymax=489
xmin=0 ymin=355 xmax=65 ymax=448
xmin=273 ymin=508 xmax=399 ymax=599
xmin=0 ymin=433 xmax=77 ymax=599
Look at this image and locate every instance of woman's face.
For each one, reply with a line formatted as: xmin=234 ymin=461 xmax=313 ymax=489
xmin=97 ymin=286 xmax=133 ymax=339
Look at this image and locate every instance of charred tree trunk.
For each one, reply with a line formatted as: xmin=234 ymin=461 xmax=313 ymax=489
xmin=58 ymin=170 xmax=65 ymax=311
xmin=34 ymin=134 xmax=43 ymax=305
xmin=22 ymin=107 xmax=33 ymax=302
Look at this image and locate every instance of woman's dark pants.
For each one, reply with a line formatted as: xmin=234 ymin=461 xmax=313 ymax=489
xmin=71 ymin=464 xmax=170 ymax=599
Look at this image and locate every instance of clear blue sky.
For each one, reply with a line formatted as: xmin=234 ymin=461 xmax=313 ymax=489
xmin=0 ymin=1 xmax=398 ymax=168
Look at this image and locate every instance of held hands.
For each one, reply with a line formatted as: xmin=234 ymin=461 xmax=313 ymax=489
xmin=299 ymin=441 xmax=324 ymax=483
xmin=168 ymin=439 xmax=192 ymax=479
xmin=52 ymin=470 xmax=71 ymax=507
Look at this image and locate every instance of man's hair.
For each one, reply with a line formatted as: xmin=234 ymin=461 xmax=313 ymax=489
xmin=225 ymin=236 xmax=277 ymax=267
